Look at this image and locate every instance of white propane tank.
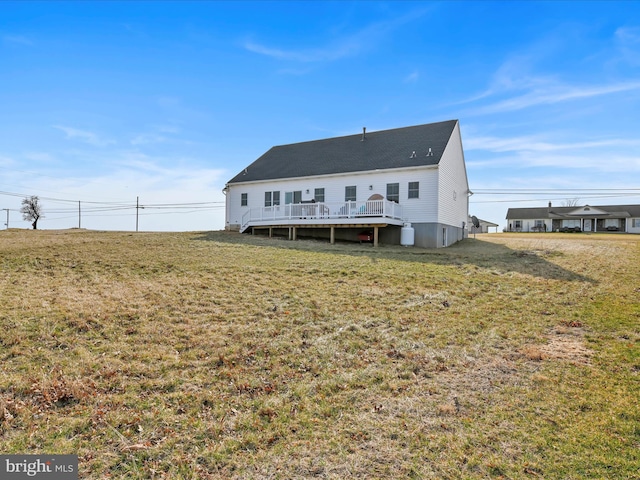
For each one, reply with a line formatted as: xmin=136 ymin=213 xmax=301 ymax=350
xmin=400 ymin=222 xmax=415 ymax=246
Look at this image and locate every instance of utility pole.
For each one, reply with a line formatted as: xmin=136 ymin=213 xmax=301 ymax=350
xmin=78 ymin=201 xmax=81 ymax=229
xmin=2 ymin=209 xmax=8 ymax=229
xmin=135 ymin=197 xmax=144 ymax=232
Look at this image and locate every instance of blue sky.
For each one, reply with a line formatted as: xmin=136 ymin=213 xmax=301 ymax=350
xmin=1 ymin=1 xmax=639 ymax=231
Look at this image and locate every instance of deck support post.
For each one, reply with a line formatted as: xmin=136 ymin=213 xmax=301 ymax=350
xmin=292 ymin=227 xmax=297 ymax=241
xmin=373 ymin=226 xmax=379 ymax=247
xmin=269 ymin=227 xmax=273 ymax=238
xmin=330 ymin=226 xmax=335 ymax=244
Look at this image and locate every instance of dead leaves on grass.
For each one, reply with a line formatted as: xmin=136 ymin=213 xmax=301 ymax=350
xmin=27 ymin=366 xmax=97 ymax=410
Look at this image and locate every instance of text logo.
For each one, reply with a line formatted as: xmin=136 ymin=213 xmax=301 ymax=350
xmin=1 ymin=455 xmax=78 ymax=479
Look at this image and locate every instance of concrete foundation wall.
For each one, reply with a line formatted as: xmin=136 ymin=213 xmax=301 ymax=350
xmin=412 ymin=222 xmax=465 ymax=248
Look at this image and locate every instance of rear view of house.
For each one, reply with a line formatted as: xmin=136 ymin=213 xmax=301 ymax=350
xmin=224 ymin=120 xmax=471 ymax=248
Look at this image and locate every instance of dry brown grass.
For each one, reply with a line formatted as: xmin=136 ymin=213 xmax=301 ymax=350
xmin=0 ymin=229 xmax=638 ymax=478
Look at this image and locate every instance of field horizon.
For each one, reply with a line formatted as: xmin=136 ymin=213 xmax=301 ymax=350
xmin=1 ymin=229 xmax=638 ymax=479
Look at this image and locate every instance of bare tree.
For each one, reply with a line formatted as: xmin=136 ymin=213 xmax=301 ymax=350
xmin=562 ymin=198 xmax=580 ymax=207
xmin=21 ymin=196 xmax=44 ymax=229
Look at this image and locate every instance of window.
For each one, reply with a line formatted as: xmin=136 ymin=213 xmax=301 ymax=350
xmin=314 ymin=188 xmax=325 ymax=203
xmin=345 ymin=186 xmax=356 ymax=201
xmin=264 ymin=191 xmax=280 ymax=207
xmin=633 ymin=219 xmax=640 ymax=228
xmin=535 ymin=220 xmax=543 ymax=227
xmin=386 ymin=183 xmax=399 ymax=203
xmin=408 ymin=182 xmax=419 ymax=199
xmin=285 ymin=191 xmax=302 ymax=204
xmin=514 ymin=220 xmax=522 ymax=231
xmin=562 ymin=219 xmax=580 ymax=228
xmin=241 ymin=193 xmax=248 ymax=207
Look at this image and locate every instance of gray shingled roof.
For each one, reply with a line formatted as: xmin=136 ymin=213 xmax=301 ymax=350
xmin=506 ymin=204 xmax=640 ymax=219
xmin=227 ymin=120 xmax=458 ymax=184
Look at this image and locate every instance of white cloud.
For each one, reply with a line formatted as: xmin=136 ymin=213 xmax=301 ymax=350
xmin=615 ymin=26 xmax=640 ymax=44
xmin=0 ymin=155 xmax=17 ymax=168
xmin=53 ymin=125 xmax=114 ymax=147
xmin=465 ymin=81 xmax=640 ymax=115
xmin=614 ymin=25 xmax=640 ymax=66
xmin=23 ymin=152 xmax=56 ymax=163
xmin=5 ymin=162 xmax=229 ymax=231
xmin=243 ymin=37 xmax=363 ymax=63
xmin=243 ymin=7 xmax=431 ymax=65
xmin=3 ymin=34 xmax=34 ymax=46
xmin=404 ymin=71 xmax=419 ymax=83
xmin=130 ymin=134 xmax=167 ymax=146
xmin=155 ymin=125 xmax=181 ymax=134
xmin=466 ymin=135 xmax=640 ymax=153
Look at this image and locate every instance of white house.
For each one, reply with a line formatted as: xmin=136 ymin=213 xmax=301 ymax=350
xmin=506 ymin=203 xmax=640 ymax=233
xmin=224 ymin=120 xmax=471 ymax=248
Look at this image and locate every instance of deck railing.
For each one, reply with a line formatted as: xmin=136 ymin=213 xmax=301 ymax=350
xmin=241 ymin=200 xmax=403 ymax=231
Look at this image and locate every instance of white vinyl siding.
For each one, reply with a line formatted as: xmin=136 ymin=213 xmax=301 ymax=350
xmin=226 ymin=167 xmax=440 ymax=228
xmin=437 ymin=122 xmax=469 ymax=228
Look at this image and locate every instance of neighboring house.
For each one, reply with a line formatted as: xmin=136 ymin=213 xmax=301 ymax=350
xmin=468 ymin=216 xmax=499 ymax=234
xmin=506 ymin=203 xmax=640 ymax=233
xmin=224 ymin=120 xmax=471 ymax=248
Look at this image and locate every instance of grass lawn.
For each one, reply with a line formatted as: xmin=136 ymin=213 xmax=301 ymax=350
xmin=1 ymin=229 xmax=638 ymax=479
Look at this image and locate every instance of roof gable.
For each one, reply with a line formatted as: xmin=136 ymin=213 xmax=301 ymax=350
xmin=567 ymin=205 xmax=608 ymax=216
xmin=228 ymin=120 xmax=458 ymax=184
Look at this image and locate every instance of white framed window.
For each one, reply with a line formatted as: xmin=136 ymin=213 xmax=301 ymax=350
xmin=314 ymin=188 xmax=325 ymax=203
xmin=386 ymin=183 xmax=399 ymax=203
xmin=241 ymin=193 xmax=248 ymax=206
xmin=264 ymin=191 xmax=280 ymax=207
xmin=408 ymin=182 xmax=419 ymax=199
xmin=285 ymin=191 xmax=302 ymax=204
xmin=345 ymin=186 xmax=356 ymax=201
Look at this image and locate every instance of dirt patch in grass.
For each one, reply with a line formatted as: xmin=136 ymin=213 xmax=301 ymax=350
xmin=540 ymin=324 xmax=593 ymax=364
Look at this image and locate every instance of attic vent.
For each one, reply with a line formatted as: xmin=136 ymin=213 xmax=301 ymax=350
xmin=426 ymin=148 xmax=433 ymax=156
xmin=410 ymin=151 xmax=416 ymax=158
xmin=361 ymin=127 xmax=366 ymax=141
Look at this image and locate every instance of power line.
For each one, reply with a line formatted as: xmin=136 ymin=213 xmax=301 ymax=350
xmin=473 ymin=188 xmax=640 ymax=194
